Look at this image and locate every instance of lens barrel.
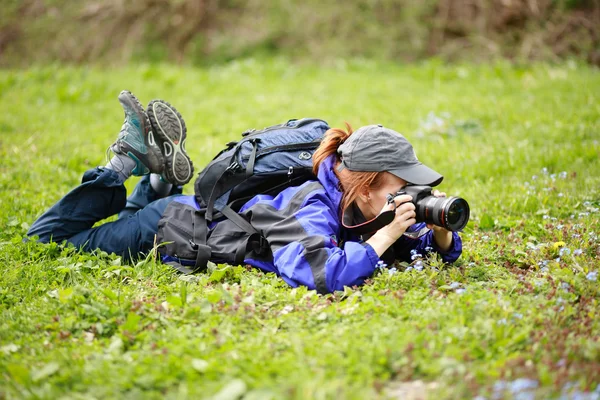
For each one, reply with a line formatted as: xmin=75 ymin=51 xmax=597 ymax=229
xmin=415 ymin=195 xmax=470 ymax=231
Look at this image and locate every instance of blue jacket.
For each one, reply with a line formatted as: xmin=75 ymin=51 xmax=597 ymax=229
xmin=161 ymin=155 xmax=462 ymax=293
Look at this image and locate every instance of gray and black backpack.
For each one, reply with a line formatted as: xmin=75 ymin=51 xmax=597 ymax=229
xmin=157 ymin=118 xmax=330 ymax=272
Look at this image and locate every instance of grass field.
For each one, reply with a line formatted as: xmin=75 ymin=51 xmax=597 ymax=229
xmin=0 ymin=59 xmax=599 ymax=399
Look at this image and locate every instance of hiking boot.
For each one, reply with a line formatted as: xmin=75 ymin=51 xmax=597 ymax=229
xmin=147 ymin=100 xmax=194 ymax=186
xmin=111 ymin=90 xmax=164 ymax=176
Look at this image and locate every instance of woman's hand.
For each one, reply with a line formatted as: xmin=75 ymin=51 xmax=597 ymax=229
xmin=366 ymin=194 xmax=416 ymax=257
xmin=426 ymin=190 xmax=453 ymax=251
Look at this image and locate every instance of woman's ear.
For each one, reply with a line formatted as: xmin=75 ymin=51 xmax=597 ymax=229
xmin=357 ymin=185 xmax=370 ymax=204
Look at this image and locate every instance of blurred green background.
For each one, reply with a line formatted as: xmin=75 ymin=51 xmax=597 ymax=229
xmin=1 ymin=0 xmax=598 ymax=67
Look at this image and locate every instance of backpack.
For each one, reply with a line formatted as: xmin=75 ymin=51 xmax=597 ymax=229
xmin=160 ymin=118 xmax=330 ymax=272
xmin=194 ymin=118 xmax=330 ymax=218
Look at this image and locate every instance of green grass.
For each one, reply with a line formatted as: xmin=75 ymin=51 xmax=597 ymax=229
xmin=0 ymin=59 xmax=599 ymax=399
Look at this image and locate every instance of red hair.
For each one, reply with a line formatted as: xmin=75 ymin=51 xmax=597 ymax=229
xmin=312 ymin=123 xmax=386 ymax=214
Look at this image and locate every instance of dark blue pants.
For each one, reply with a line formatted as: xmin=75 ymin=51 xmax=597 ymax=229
xmin=28 ymin=167 xmax=182 ymax=259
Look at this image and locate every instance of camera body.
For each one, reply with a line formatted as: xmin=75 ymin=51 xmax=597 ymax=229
xmin=395 ymin=185 xmax=470 ymax=232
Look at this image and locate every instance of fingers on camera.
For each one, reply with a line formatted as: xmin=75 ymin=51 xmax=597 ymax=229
xmin=396 ymin=201 xmax=415 ymax=215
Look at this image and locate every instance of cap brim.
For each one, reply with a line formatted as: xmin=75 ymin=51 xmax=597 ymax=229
xmin=389 ymin=163 xmax=444 ymax=186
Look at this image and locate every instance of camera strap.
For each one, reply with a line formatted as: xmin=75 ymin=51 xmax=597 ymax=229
xmin=341 ymin=203 xmax=396 ymax=235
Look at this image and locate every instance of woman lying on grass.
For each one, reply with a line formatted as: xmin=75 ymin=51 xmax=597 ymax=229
xmin=28 ymin=91 xmax=462 ymax=293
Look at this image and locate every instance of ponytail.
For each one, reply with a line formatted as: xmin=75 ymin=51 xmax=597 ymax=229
xmin=312 ymin=122 xmax=353 ymax=176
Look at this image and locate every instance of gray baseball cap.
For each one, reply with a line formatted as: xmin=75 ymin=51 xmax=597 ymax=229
xmin=337 ymin=124 xmax=443 ymax=186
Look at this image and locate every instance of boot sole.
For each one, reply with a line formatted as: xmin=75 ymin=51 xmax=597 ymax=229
xmin=147 ymin=100 xmax=194 ymax=186
xmin=117 ymin=90 xmax=164 ymax=175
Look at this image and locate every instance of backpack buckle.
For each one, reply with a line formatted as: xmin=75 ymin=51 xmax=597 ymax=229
xmin=226 ymin=161 xmax=241 ymax=174
xmin=287 ymin=166 xmax=294 ymax=182
xmin=241 ymin=128 xmax=256 ymax=137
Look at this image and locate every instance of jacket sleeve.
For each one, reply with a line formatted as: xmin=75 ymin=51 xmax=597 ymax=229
xmin=249 ymin=184 xmax=381 ymax=294
xmin=391 ymin=222 xmax=463 ymax=264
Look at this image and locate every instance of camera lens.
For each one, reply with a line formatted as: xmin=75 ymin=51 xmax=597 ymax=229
xmin=415 ymin=196 xmax=470 ymax=231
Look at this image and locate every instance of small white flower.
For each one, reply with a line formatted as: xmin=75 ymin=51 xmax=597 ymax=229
xmin=573 ymin=249 xmax=583 ymax=256
xmin=586 ymin=271 xmax=597 ymax=281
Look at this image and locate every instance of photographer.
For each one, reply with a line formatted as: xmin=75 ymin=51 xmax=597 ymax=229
xmin=28 ymin=91 xmax=462 ymax=294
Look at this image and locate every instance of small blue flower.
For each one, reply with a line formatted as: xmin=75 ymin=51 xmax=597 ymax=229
xmin=376 ymin=260 xmax=388 ymax=269
xmin=555 ymin=257 xmax=561 ymax=263
xmin=573 ymin=249 xmax=583 ymax=256
xmin=424 ymin=246 xmax=433 ymax=252
xmin=542 ymin=167 xmax=548 ymax=175
xmin=543 ymin=215 xmax=550 ymax=220
xmin=586 ymin=271 xmax=598 ymax=281
xmin=583 ymin=201 xmax=592 ymax=207
xmin=411 ymin=253 xmax=423 ymax=260
xmin=414 ymin=260 xmax=424 ymax=271
xmin=541 ymin=267 xmax=549 ymax=273
xmin=497 ymin=319 xmax=507 ymax=325
xmin=450 ymin=281 xmax=461 ymax=289
xmin=513 ymin=313 xmax=523 ymax=319
xmin=405 ymin=266 xmax=413 ymax=272
xmin=531 ymin=175 xmax=538 ymax=180
xmin=556 ymin=224 xmax=564 ymax=230
xmin=558 ymin=193 xmax=564 ymax=197
xmin=559 ymin=247 xmax=570 ymax=256
xmin=509 ymin=378 xmax=539 ymax=393
xmin=559 ymin=171 xmax=567 ymax=179
xmin=560 ymin=282 xmax=570 ymax=291
xmin=388 ymin=267 xmax=398 ymax=276
xmin=455 ymin=288 xmax=466 ymax=295
xmin=493 ymin=380 xmax=507 ymax=392
xmin=410 ymin=249 xmax=418 ymax=255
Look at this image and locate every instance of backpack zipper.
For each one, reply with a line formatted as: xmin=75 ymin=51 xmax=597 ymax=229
xmin=240 ymin=140 xmax=322 ymax=161
xmin=241 ymin=118 xmax=327 ymax=138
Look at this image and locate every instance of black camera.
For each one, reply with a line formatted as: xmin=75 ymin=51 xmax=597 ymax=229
xmin=395 ymin=185 xmax=470 ymax=232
